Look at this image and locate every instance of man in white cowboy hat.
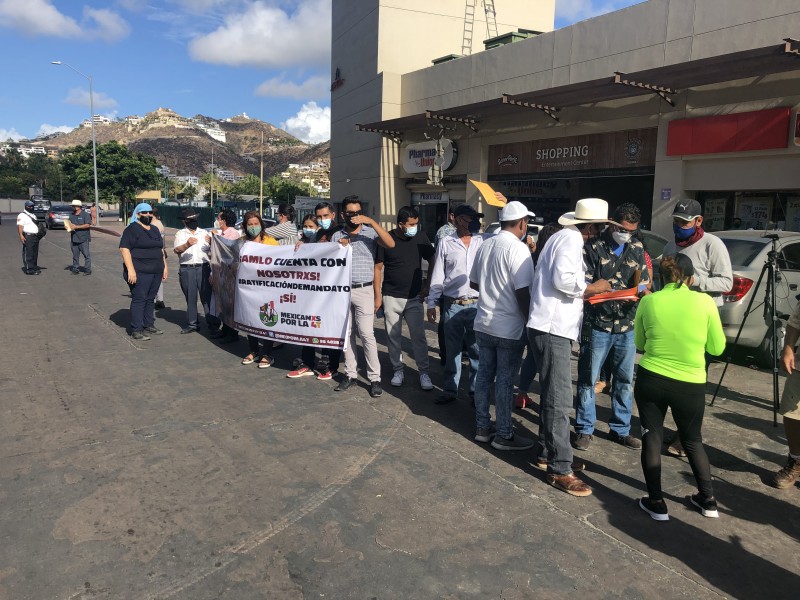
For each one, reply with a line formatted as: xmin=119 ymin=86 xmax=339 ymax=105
xmin=68 ymin=199 xmax=93 ymax=275
xmin=527 ymin=198 xmax=613 ymax=497
xmin=470 ymin=200 xmax=536 ymax=449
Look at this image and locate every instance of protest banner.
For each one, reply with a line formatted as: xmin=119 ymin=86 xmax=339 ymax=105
xmin=210 ymin=236 xmax=352 ymax=349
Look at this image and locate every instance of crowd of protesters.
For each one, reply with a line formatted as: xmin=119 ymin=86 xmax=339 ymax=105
xmin=105 ymin=194 xmax=800 ymax=518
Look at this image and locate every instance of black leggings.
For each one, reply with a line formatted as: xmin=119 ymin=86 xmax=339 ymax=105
xmin=634 ymin=367 xmax=714 ymax=501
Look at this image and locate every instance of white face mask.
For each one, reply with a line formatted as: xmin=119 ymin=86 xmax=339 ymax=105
xmin=612 ymin=230 xmax=632 ymax=245
xmin=213 ymin=219 xmax=221 ymax=230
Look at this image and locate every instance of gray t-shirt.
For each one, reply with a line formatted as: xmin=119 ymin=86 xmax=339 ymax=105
xmin=69 ymin=211 xmax=92 ymax=243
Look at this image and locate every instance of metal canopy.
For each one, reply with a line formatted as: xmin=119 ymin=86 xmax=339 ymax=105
xmin=356 ymin=40 xmax=800 ymax=136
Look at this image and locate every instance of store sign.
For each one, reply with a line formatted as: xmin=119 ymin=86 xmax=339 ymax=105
xmin=488 ymin=128 xmax=657 ymax=176
xmin=403 ymin=139 xmax=457 ymax=174
xmin=411 ymin=191 xmax=449 ymax=204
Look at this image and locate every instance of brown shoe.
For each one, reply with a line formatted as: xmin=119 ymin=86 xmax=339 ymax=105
xmin=594 ymin=381 xmax=607 ymax=395
xmin=546 ymin=472 xmax=592 ymax=497
xmin=773 ymin=455 xmax=800 ymax=489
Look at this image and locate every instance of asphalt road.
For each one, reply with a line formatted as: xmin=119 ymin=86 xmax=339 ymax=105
xmin=0 ymin=220 xmax=798 ymax=599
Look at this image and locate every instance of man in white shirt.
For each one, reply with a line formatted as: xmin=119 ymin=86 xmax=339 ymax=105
xmin=527 ymin=198 xmax=612 ymax=497
xmin=470 ymin=201 xmax=535 ymax=450
xmin=173 ymin=208 xmax=219 ymax=334
xmin=17 ymin=200 xmax=41 ymax=275
xmin=427 ymin=204 xmax=484 ymax=404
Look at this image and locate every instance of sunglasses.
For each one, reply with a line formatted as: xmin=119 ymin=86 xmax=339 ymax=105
xmin=344 ymin=211 xmax=363 ymax=217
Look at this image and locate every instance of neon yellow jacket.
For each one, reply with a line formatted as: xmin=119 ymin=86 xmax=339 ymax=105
xmin=634 ymin=283 xmax=726 ymax=384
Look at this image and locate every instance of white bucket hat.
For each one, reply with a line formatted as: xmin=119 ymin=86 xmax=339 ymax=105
xmin=499 ymin=201 xmax=535 ymax=221
xmin=71 ymin=199 xmax=83 ymax=207
xmin=558 ymin=198 xmax=618 ymax=227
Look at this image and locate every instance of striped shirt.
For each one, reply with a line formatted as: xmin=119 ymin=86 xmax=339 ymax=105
xmin=264 ymin=221 xmax=299 ymax=245
xmin=332 ymin=226 xmax=378 ymax=285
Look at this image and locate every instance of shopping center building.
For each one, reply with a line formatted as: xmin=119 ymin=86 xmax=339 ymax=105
xmin=331 ymin=0 xmax=800 ymax=239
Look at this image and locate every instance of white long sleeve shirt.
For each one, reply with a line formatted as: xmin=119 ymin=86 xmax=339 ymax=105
xmin=427 ymin=233 xmax=484 ymax=308
xmin=527 ymin=226 xmax=587 ymax=341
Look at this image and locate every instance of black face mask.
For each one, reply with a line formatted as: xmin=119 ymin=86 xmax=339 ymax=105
xmin=139 ymin=215 xmax=153 ymax=225
xmin=185 ymin=219 xmax=198 ymax=229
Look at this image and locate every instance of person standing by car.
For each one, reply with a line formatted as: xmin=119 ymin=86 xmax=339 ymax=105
xmin=772 ymin=302 xmax=800 ymax=490
xmin=90 ymin=202 xmax=98 ymax=226
xmin=68 ymin=199 xmax=93 ymax=275
xmin=119 ymin=203 xmax=168 ymax=340
xmin=17 ymin=200 xmax=41 ymax=275
xmin=634 ymin=254 xmax=726 ymax=521
xmin=662 ymin=198 xmax=732 ymax=457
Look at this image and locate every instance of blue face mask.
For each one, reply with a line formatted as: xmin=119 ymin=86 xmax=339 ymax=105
xmin=467 ymin=219 xmax=481 ymax=235
xmin=303 ymin=228 xmax=317 ymax=238
xmin=673 ymin=224 xmax=696 ymax=240
xmin=404 ymin=226 xmax=418 ymax=237
xmin=320 ymin=218 xmax=332 ymax=229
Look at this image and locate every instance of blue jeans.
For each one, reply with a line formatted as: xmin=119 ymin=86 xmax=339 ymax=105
xmin=575 ymin=327 xmax=636 ymax=436
xmin=475 ymin=331 xmax=524 ymax=438
xmin=71 ymin=240 xmax=91 ymax=272
xmin=528 ymin=329 xmax=574 ymax=475
xmin=442 ymin=299 xmax=479 ymax=397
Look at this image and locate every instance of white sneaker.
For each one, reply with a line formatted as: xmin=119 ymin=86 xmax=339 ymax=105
xmin=419 ymin=372 xmax=433 ymax=390
xmin=391 ymin=371 xmax=404 ymax=387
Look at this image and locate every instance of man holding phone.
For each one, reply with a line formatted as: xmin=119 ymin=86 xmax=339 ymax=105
xmin=573 ymin=203 xmax=650 ymax=452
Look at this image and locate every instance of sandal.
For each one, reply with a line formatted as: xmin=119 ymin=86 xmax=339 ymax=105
xmin=242 ymin=354 xmax=260 ymax=365
xmin=258 ymin=356 xmax=274 ymax=369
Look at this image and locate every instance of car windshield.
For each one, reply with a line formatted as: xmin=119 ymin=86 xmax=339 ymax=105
xmin=719 ymin=238 xmax=768 ymax=266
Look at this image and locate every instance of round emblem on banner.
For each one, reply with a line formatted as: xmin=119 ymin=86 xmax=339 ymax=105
xmin=259 ymin=301 xmax=279 ymax=327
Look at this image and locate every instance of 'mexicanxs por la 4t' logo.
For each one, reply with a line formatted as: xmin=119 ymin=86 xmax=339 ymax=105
xmin=259 ymin=301 xmax=279 ymax=327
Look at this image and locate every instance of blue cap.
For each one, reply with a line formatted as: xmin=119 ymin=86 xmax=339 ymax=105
xmin=25 ymin=200 xmax=34 ymax=208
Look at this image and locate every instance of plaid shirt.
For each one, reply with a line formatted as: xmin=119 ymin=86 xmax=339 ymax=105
xmin=332 ymin=226 xmax=378 ymax=284
xmin=583 ymin=229 xmax=650 ymax=334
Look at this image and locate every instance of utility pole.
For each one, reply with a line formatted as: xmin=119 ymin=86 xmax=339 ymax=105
xmin=259 ymin=131 xmax=264 ymax=216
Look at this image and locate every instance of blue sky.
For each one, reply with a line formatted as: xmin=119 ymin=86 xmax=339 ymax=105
xmin=0 ymin=0 xmax=643 ymax=145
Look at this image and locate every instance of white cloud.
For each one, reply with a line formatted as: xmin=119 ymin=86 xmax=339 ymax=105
xmin=255 ymin=74 xmax=329 ymax=100
xmin=65 ymin=87 xmax=119 ymax=109
xmin=0 ymin=127 xmax=24 ymax=142
xmin=36 ymin=123 xmax=74 ymax=137
xmin=0 ymin=0 xmax=129 ymax=41
xmin=281 ymin=101 xmax=330 ymax=144
xmin=189 ymin=0 xmax=331 ymax=69
xmin=83 ymin=7 xmax=131 ymax=42
xmin=555 ymin=0 xmax=644 ymax=25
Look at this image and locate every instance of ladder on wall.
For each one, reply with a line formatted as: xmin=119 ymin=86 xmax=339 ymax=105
xmin=461 ymin=0 xmax=476 ymax=56
xmin=462 ymin=0 xmax=499 ymax=56
xmin=484 ymin=0 xmax=498 ymax=40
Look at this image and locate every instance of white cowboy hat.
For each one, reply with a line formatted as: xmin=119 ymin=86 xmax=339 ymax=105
xmin=558 ymin=198 xmax=619 ymax=226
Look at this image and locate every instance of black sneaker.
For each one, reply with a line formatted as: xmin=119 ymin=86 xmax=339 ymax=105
xmin=639 ymin=497 xmax=669 ymax=521
xmin=369 ymin=381 xmax=383 ymax=397
xmin=335 ymin=376 xmax=356 ymax=392
xmin=689 ymin=494 xmax=719 ymax=518
xmin=154 ymin=301 xmax=166 ymax=310
xmin=609 ymin=431 xmax=642 ymax=449
xmin=573 ymin=433 xmax=593 ymax=451
xmin=144 ymin=326 xmax=163 ymax=335
xmin=491 ymin=433 xmax=535 ymax=451
xmin=131 ymin=331 xmax=151 ymax=341
xmin=72 ymin=269 xmax=80 ymax=275
xmin=209 ymin=329 xmax=226 ymax=339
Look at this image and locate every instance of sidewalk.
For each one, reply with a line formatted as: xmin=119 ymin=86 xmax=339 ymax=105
xmin=0 ymin=221 xmax=798 ymax=599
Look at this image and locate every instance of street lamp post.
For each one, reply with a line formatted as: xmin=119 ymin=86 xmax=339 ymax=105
xmin=51 ymin=61 xmax=100 ymax=219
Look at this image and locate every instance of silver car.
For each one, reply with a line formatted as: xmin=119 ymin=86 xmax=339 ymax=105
xmin=715 ymin=230 xmax=800 ymax=366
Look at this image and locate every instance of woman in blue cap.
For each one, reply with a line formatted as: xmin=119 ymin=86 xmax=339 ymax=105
xmin=119 ymin=203 xmax=168 ymax=340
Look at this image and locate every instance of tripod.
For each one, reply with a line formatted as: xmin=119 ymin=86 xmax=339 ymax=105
xmin=711 ymin=234 xmax=785 ymax=427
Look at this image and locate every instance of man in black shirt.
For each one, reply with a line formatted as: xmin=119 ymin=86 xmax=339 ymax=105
xmin=376 ymin=206 xmax=435 ymax=390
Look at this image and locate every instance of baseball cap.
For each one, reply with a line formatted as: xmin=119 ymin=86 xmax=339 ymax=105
xmin=453 ymin=204 xmax=484 ymax=219
xmin=499 ymin=201 xmax=535 ymax=222
xmin=671 ymin=199 xmax=702 ymax=221
xmin=24 ymin=200 xmax=34 ymax=209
